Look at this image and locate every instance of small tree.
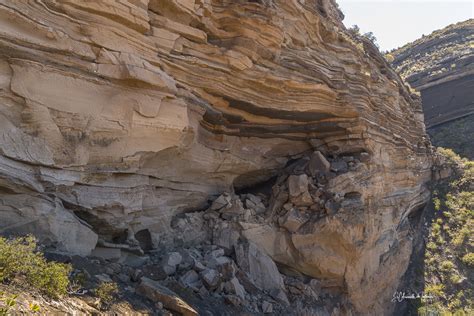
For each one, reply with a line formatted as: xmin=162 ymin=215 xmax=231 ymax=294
xmin=363 ymin=31 xmax=378 ymax=47
xmin=95 ymin=282 xmax=119 ymax=310
xmin=348 ymin=24 xmax=360 ymax=35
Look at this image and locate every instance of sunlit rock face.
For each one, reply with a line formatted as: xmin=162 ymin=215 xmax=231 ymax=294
xmin=0 ymin=0 xmax=433 ymax=314
xmin=391 ymin=19 xmax=474 ymax=128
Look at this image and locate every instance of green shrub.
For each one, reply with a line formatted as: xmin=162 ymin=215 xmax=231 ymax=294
xmin=384 ymin=53 xmax=395 ymax=63
xmin=95 ymin=282 xmax=119 ymax=309
xmin=449 ymin=274 xmax=462 ymax=284
xmin=0 ymin=292 xmax=41 ymax=315
xmin=431 ymin=223 xmax=441 ymax=236
xmin=425 ymin=284 xmax=445 ymax=297
xmin=422 ymin=151 xmax=473 ymax=313
xmin=426 ymin=241 xmax=439 ymax=251
xmin=461 ymin=253 xmax=474 ymax=266
xmin=453 ymin=227 xmax=470 ymax=247
xmin=440 ymin=260 xmax=455 ymax=272
xmin=0 ymin=293 xmax=17 ymax=316
xmin=436 ymin=236 xmax=446 ymax=245
xmin=28 ymin=260 xmax=71 ymax=298
xmin=437 ymin=147 xmax=461 ymax=163
xmin=448 ymin=298 xmax=462 ymax=310
xmin=0 ymin=236 xmax=71 ymax=298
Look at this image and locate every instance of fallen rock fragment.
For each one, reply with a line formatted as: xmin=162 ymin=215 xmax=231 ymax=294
xmin=262 ymin=300 xmax=274 ymax=313
xmin=212 ymin=224 xmax=240 ymax=254
xmin=161 ymin=252 xmax=182 ymax=275
xmin=223 ymin=277 xmax=246 ymax=299
xmin=91 ymin=247 xmax=122 ymax=261
xmin=141 ymin=264 xmax=168 ymax=281
xmin=137 ymin=277 xmax=198 ymax=316
xmin=245 ymin=194 xmax=266 ymax=214
xmin=270 ymin=288 xmax=290 ymax=306
xmin=279 ymin=208 xmax=308 ymax=233
xmin=235 ymin=240 xmax=286 ymax=293
xmin=200 ymin=268 xmax=221 ymax=290
xmin=224 ymin=294 xmax=242 ymax=306
xmin=163 ymin=252 xmax=183 ymax=266
xmin=288 ymin=174 xmax=313 ymax=206
xmin=308 ymin=151 xmax=331 ymax=176
xmin=330 ymin=160 xmax=348 ymax=173
xmin=180 ymin=270 xmax=200 ymax=288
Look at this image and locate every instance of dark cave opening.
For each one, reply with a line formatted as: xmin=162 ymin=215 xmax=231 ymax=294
xmin=234 ymin=174 xmax=278 ymax=197
xmin=407 ymin=202 xmax=427 ymax=230
xmin=135 ymin=229 xmax=153 ymax=252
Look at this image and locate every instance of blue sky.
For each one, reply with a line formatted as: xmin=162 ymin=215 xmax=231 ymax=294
xmin=337 ymin=0 xmax=474 ymax=51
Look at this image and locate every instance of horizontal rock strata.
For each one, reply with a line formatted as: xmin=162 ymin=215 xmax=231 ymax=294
xmin=391 ymin=19 xmax=474 ymax=128
xmin=0 ymin=0 xmax=433 ymax=314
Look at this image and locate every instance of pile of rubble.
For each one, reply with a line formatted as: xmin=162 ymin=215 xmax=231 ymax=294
xmin=206 ymin=150 xmax=366 ymax=230
xmin=139 ymin=243 xmax=288 ymax=314
xmin=61 ymin=151 xmax=363 ymax=315
xmin=68 ymin=241 xmax=344 ymax=315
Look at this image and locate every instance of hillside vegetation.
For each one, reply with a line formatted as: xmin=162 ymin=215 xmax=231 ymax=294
xmin=420 ymin=148 xmax=473 ymax=315
xmin=428 ymin=116 xmax=474 ymax=160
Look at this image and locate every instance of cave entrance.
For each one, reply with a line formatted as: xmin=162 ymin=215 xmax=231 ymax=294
xmin=135 ymin=229 xmax=153 ymax=252
xmin=234 ymin=173 xmax=277 ymax=197
xmin=408 ymin=203 xmax=427 ymax=230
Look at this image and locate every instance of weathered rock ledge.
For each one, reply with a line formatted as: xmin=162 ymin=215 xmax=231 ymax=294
xmin=0 ymin=0 xmax=433 ymax=314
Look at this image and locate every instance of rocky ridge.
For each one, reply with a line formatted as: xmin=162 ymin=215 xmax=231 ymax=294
xmin=391 ymin=19 xmax=474 ymax=128
xmin=0 ymin=0 xmax=434 ymax=314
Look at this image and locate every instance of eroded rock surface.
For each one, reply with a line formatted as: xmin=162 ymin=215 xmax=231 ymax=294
xmin=0 ymin=0 xmax=433 ymax=314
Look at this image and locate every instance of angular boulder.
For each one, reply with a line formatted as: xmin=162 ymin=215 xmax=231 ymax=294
xmin=279 ymin=209 xmax=308 ymax=233
xmin=0 ymin=195 xmax=97 ymax=256
xmin=308 ymin=151 xmax=331 ymax=176
xmin=288 ymin=175 xmax=314 ymax=207
xmin=137 ymin=277 xmax=198 ymax=316
xmin=235 ymin=240 xmax=286 ymax=293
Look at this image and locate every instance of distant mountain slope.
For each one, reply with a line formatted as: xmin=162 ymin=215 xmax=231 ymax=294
xmin=390 ymin=19 xmax=474 ymax=159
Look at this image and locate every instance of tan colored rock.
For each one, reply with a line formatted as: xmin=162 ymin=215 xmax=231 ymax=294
xmin=0 ymin=192 xmax=97 ymax=256
xmin=0 ymin=0 xmax=434 ymax=314
xmin=288 ymin=175 xmax=314 ymax=207
xmin=308 ymin=151 xmax=331 ymax=175
xmin=279 ymin=209 xmax=308 ymax=233
xmin=137 ymin=277 xmax=198 ymax=316
xmin=235 ymin=240 xmax=286 ymax=294
xmin=149 ymin=13 xmax=207 ymax=43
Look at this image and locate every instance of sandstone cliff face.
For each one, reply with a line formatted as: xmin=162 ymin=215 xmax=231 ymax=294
xmin=0 ymin=0 xmax=433 ymax=314
xmin=391 ymin=19 xmax=474 ymax=128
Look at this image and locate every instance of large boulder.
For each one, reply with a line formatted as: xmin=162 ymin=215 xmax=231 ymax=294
xmin=137 ymin=277 xmax=198 ymax=316
xmin=0 ymin=194 xmax=97 ymax=256
xmin=235 ymin=240 xmax=286 ymax=295
xmin=287 ymin=175 xmax=313 ymax=207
